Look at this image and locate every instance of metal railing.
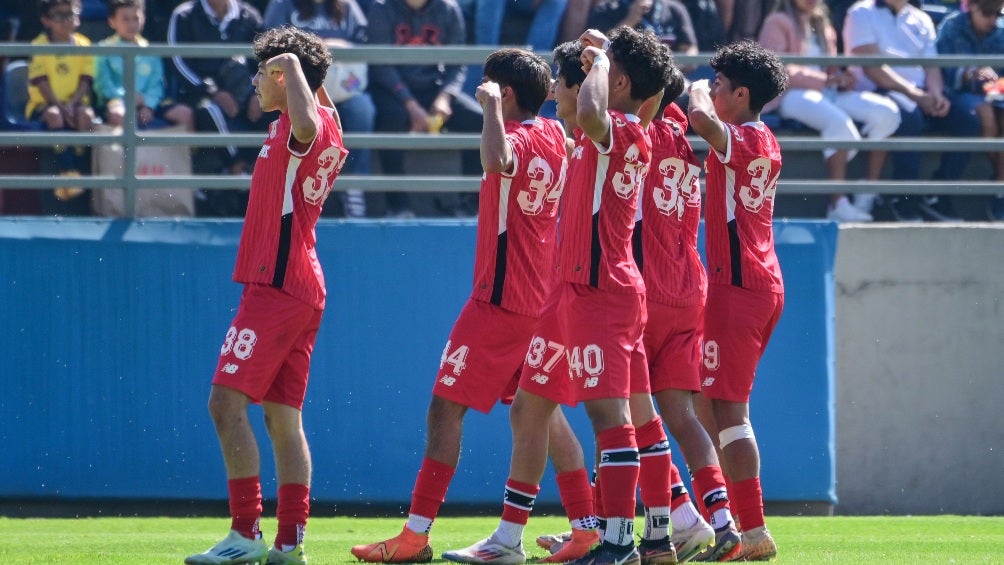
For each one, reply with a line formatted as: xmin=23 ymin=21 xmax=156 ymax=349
xmin=2 ymin=43 xmax=1003 ymax=216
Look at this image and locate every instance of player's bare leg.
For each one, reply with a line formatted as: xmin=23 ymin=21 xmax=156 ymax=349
xmin=537 ymin=408 xmax=600 ymax=563
xmin=264 ymin=401 xmax=311 ymax=563
xmin=705 ymin=399 xmax=773 ymax=561
xmin=351 ymin=395 xmax=466 ymax=563
xmin=186 ymin=386 xmax=268 ymax=565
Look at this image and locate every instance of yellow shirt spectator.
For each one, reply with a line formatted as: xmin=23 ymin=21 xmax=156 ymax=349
xmin=26 ymin=32 xmax=94 ymax=118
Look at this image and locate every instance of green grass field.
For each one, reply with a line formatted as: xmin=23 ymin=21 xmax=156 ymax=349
xmin=1 ymin=515 xmax=1002 ymax=564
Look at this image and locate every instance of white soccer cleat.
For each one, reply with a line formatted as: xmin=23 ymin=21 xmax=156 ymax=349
xmin=442 ymin=535 xmax=527 ymax=564
xmin=185 ymin=530 xmax=269 ymax=565
xmin=827 ymin=196 xmax=873 ymax=222
xmin=266 ymin=544 xmax=307 ymax=564
xmin=670 ymin=519 xmax=714 ymax=562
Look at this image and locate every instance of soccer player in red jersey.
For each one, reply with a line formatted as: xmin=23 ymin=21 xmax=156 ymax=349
xmin=687 ymin=40 xmax=789 ymax=562
xmin=349 ymin=47 xmax=590 ymax=564
xmin=185 ymin=26 xmax=347 ymax=565
xmin=444 ymin=27 xmax=673 ymax=565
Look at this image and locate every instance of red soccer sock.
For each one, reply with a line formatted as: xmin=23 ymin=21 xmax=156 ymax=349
xmin=636 ymin=417 xmax=672 ymax=508
xmin=275 ymin=483 xmax=310 ymax=548
xmin=408 ymin=457 xmax=457 ymax=521
xmin=692 ymin=465 xmax=731 ymax=518
xmin=592 ymin=471 xmax=605 ymax=518
xmin=228 ymin=476 xmax=263 ymax=540
xmin=596 ymin=425 xmax=640 ymax=520
xmin=669 ymin=462 xmax=692 ymax=510
xmin=556 ymin=468 xmax=594 ymax=524
xmin=501 ymin=478 xmax=540 ymax=525
xmin=731 ymin=477 xmax=765 ymax=531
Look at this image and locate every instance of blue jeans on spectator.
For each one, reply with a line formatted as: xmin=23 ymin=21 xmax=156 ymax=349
xmin=325 ymin=92 xmax=375 ymax=217
xmin=934 ymin=92 xmax=983 ymax=180
xmin=465 ymin=0 xmax=569 ymax=102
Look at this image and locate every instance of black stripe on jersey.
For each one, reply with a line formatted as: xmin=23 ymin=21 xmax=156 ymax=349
xmin=272 ymin=212 xmax=293 ymax=288
xmin=632 ymin=220 xmax=644 ymax=274
xmin=491 ymin=231 xmax=508 ymax=306
xmin=590 ymin=212 xmax=602 ymax=287
xmin=728 ymin=218 xmax=742 ymax=287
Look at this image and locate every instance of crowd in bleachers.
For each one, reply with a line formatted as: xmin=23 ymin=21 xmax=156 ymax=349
xmin=0 ymin=0 xmax=1001 ymax=220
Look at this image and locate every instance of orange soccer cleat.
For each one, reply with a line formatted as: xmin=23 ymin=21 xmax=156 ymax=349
xmin=350 ymin=527 xmax=434 ymax=563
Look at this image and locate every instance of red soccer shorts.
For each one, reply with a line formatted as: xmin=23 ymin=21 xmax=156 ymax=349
xmin=644 ymin=301 xmax=705 ymax=394
xmin=700 ymin=284 xmax=783 ymax=402
xmin=519 ymin=283 xmax=647 ymax=405
xmin=432 ymin=298 xmax=539 ymax=414
xmin=212 ymin=284 xmax=323 ymax=410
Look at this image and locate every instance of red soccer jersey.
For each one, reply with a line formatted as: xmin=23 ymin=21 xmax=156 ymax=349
xmin=703 ymin=121 xmax=784 ymax=293
xmin=233 ymin=107 xmax=348 ymax=309
xmin=637 ymin=112 xmax=707 ymax=307
xmin=557 ymin=110 xmax=650 ymax=294
xmin=471 ymin=118 xmax=568 ymax=317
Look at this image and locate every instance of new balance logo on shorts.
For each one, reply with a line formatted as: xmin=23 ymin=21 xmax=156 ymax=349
xmin=531 ymin=373 xmax=548 ymax=385
xmin=702 ymin=377 xmax=715 ymax=387
xmin=222 ymin=363 xmax=239 ymax=374
xmin=439 ymin=375 xmax=457 ymax=386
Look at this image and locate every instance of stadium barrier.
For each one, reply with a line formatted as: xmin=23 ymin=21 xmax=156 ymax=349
xmin=1 ymin=44 xmax=1004 ymax=216
xmin=0 ymin=218 xmax=837 ymax=511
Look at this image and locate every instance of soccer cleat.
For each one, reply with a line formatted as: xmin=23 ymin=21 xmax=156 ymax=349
xmin=566 ymin=541 xmax=640 ymax=565
xmin=539 ymin=529 xmax=600 ymax=562
xmin=637 ymin=537 xmax=678 ymax=565
xmin=691 ymin=525 xmax=741 ymax=562
xmin=731 ymin=527 xmax=776 ymax=561
xmin=266 ymin=545 xmax=307 ymax=564
xmin=350 ymin=527 xmax=433 ymax=563
xmin=184 ymin=530 xmax=269 ymax=565
xmin=537 ymin=531 xmax=572 ymax=554
xmin=670 ymin=519 xmax=714 ymax=563
xmin=441 ymin=535 xmax=527 ymax=564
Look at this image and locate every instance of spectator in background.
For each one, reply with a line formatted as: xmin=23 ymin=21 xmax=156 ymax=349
xmin=168 ymin=0 xmax=265 ymax=217
xmin=723 ymin=0 xmax=775 ymax=42
xmin=680 ymin=0 xmax=726 ymax=52
xmin=759 ymin=0 xmax=901 ymax=221
xmin=474 ymin=0 xmax=567 ymax=50
xmin=557 ymin=0 xmax=599 ymax=41
xmin=936 ymin=0 xmax=1004 ymax=220
xmin=588 ymin=0 xmax=700 ymax=59
xmin=264 ymin=0 xmax=374 ymax=218
xmin=27 ymin=0 xmax=96 ymax=216
xmin=95 ymin=0 xmax=194 ymax=131
xmin=843 ymin=0 xmax=956 ymax=222
xmin=367 ymin=0 xmax=483 ymax=218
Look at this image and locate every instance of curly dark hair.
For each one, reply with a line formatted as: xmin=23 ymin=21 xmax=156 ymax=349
xmin=483 ymin=48 xmax=553 ymax=115
xmin=252 ymin=25 xmax=333 ymax=92
xmin=658 ymin=65 xmax=686 ymax=115
xmin=709 ymin=40 xmax=789 ymax=114
xmin=552 ymin=40 xmax=586 ymax=89
xmin=607 ymin=26 xmax=674 ymax=102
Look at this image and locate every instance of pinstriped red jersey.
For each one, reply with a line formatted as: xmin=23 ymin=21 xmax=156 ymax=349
xmin=703 ymin=121 xmax=784 ymax=293
xmin=233 ymin=107 xmax=348 ymax=309
xmin=470 ymin=118 xmax=568 ymax=317
xmin=557 ymin=110 xmax=650 ymax=294
xmin=636 ymin=110 xmax=707 ymax=307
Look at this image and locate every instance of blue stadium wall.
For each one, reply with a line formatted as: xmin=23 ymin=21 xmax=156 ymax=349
xmin=0 ymin=218 xmax=836 ymax=507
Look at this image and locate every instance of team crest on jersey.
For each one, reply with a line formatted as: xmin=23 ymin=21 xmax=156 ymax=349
xmin=571 ymin=144 xmax=584 ymax=160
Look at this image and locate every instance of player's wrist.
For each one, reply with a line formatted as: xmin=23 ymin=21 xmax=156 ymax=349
xmin=592 ymin=52 xmax=610 ymax=72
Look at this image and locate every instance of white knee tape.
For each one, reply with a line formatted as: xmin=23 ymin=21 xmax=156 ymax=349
xmin=719 ymin=424 xmax=755 ymax=448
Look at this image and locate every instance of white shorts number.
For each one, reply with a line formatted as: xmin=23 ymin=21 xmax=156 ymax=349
xmin=221 ymin=326 xmax=257 ymax=361
xmin=568 ymin=344 xmax=604 ymax=378
xmin=703 ymin=340 xmax=720 ymax=371
xmin=526 ymin=336 xmax=565 ymax=372
xmin=440 ymin=340 xmax=470 ymax=376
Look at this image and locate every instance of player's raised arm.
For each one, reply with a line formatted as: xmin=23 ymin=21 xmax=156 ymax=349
xmin=577 ymin=34 xmax=612 ymax=146
xmin=477 ymin=80 xmax=512 ymax=174
xmin=688 ymin=79 xmax=728 ymax=154
xmin=265 ymin=53 xmax=320 ymax=144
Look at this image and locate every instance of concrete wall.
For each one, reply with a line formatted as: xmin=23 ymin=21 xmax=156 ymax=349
xmin=834 ymin=225 xmax=1004 ymax=515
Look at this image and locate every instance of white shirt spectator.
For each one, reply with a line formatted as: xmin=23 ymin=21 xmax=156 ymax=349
xmin=842 ymin=0 xmax=938 ymax=92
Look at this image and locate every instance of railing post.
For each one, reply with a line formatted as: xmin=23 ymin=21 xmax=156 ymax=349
xmin=121 ymin=50 xmax=138 ymax=218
